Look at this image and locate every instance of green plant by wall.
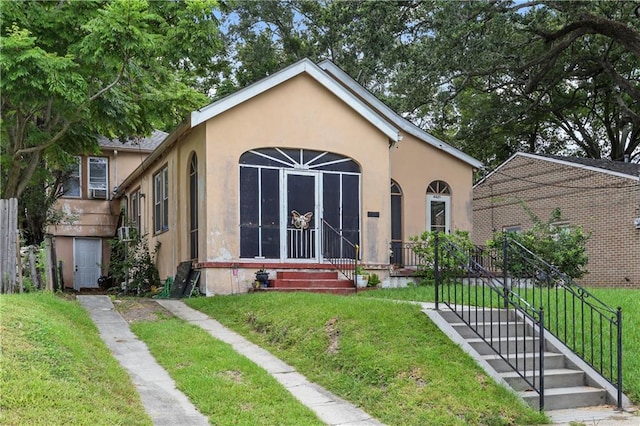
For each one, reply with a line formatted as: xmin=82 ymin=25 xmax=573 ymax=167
xmin=108 ymin=232 xmax=161 ymax=296
xmin=487 ymin=207 xmax=590 ymax=280
xmin=367 ymin=273 xmax=381 ymax=287
xmin=410 ymin=230 xmax=474 ymax=282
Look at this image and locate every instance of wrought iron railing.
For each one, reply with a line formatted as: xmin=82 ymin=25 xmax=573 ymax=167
xmin=390 ymin=241 xmax=423 ymax=268
xmin=435 ymin=235 xmax=546 ymax=409
xmin=321 ymin=219 xmax=358 ymax=285
xmin=498 ymin=237 xmax=623 ymax=408
xmin=435 ymin=234 xmax=624 ymax=410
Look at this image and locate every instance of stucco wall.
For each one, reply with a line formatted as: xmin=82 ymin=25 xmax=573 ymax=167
xmin=473 ymin=155 xmax=640 ymax=288
xmin=390 ymin=135 xmax=475 ymax=239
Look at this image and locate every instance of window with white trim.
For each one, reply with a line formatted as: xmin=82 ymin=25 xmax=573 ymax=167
xmin=62 ymin=157 xmax=81 ymax=197
xmin=88 ymin=157 xmax=108 ymax=199
xmin=426 ymin=180 xmax=451 ymax=234
xmin=154 ymin=166 xmax=168 ymax=233
xmin=130 ymin=188 xmax=141 ymax=233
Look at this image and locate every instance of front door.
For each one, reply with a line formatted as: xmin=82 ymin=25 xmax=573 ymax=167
xmin=74 ymin=238 xmax=101 ymax=289
xmin=284 ymin=171 xmax=319 ymax=260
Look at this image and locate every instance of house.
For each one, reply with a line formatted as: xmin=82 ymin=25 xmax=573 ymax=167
xmin=473 ymin=152 xmax=640 ymax=288
xmin=64 ymin=58 xmax=480 ymax=294
xmin=49 ymin=131 xmax=166 ymax=290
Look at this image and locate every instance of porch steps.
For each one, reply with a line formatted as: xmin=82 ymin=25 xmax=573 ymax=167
xmin=266 ymin=271 xmax=356 ymax=295
xmin=435 ymin=308 xmax=610 ymax=411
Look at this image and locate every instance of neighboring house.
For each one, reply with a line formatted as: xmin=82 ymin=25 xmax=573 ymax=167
xmin=101 ymin=58 xmax=482 ymax=295
xmin=473 ymin=152 xmax=640 ymax=288
xmin=49 ymin=131 xmax=166 ymax=290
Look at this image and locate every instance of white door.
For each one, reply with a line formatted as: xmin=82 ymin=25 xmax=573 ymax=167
xmin=427 ymin=194 xmax=451 ymax=234
xmin=74 ymin=238 xmax=102 ymax=289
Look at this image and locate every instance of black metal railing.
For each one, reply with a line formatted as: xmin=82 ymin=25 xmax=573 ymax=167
xmin=435 ymin=235 xmax=546 ymax=409
xmin=390 ymin=241 xmax=423 ymax=268
xmin=497 ymin=237 xmax=623 ymax=408
xmin=435 ymin=234 xmax=624 ymax=410
xmin=321 ymin=219 xmax=358 ymax=284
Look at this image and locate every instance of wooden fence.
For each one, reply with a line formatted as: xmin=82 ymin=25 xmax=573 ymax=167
xmin=1 ymin=198 xmax=18 ymax=293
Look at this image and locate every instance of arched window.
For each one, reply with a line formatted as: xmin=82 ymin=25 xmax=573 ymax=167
xmin=189 ymin=153 xmax=198 ymax=260
xmin=390 ymin=180 xmax=403 ymax=265
xmin=426 ymin=180 xmax=451 ymax=233
xmin=239 ymin=148 xmax=360 ymax=260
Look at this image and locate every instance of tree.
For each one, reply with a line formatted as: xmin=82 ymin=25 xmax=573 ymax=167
xmin=392 ymin=1 xmax=640 ymax=167
xmin=1 ymin=0 xmax=222 ymax=199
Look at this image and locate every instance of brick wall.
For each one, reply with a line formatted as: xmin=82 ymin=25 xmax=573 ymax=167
xmin=473 ymin=154 xmax=640 ymax=288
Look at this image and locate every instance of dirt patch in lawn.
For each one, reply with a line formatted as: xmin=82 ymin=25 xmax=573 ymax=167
xmin=113 ymin=298 xmax=174 ymax=323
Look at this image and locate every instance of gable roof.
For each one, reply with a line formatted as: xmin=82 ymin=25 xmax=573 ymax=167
xmin=317 ymin=60 xmax=483 ymax=169
xmin=192 ymin=58 xmax=400 ymax=141
xmin=98 ymin=130 xmax=167 ymax=153
xmin=475 ymin=152 xmax=640 ymax=188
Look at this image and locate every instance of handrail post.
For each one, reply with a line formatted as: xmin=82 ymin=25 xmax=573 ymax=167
xmin=539 ymin=307 xmax=545 ymax=411
xmin=354 ymin=244 xmax=359 ymax=294
xmin=617 ymin=307 xmax=623 ymax=410
xmin=502 ymin=234 xmax=509 ymax=309
xmin=434 ymin=233 xmax=439 ymax=311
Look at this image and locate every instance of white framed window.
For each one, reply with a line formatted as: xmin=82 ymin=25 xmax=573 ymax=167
xmin=88 ymin=157 xmax=108 ymax=199
xmin=154 ymin=166 xmax=168 ymax=233
xmin=62 ymin=157 xmax=81 ymax=198
xmin=503 ymin=225 xmax=522 ymax=234
xmin=426 ymin=180 xmax=451 ymax=234
xmin=130 ymin=188 xmax=141 ymax=233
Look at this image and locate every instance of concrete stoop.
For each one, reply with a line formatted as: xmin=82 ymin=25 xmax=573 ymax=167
xmin=427 ymin=308 xmax=631 ymax=412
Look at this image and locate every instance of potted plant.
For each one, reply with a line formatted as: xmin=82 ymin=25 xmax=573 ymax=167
xmin=355 ymin=266 xmax=368 ymax=288
xmin=367 ymin=273 xmax=381 ymax=287
xmin=255 ymin=267 xmax=269 ymax=288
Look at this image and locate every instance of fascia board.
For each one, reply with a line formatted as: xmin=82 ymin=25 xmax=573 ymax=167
xmin=517 ymin=152 xmax=640 ymax=180
xmin=191 ymin=58 xmax=399 ymax=142
xmin=318 ymin=60 xmax=483 ymax=169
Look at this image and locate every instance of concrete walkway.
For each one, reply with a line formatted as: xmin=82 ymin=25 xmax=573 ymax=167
xmin=156 ymin=299 xmax=384 ymax=426
xmin=77 ymin=296 xmax=209 ymax=426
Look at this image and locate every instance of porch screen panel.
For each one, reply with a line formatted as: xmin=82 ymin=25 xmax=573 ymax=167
xmin=260 ymin=168 xmax=280 ymax=258
xmin=240 ymin=167 xmax=259 ymax=257
xmin=322 ymin=174 xmax=340 ymax=229
xmin=342 ymin=174 xmax=360 ymax=247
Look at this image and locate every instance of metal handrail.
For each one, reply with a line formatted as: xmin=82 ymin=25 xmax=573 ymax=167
xmin=435 ymin=234 xmax=546 ymax=410
xmin=321 ymin=219 xmax=358 ymax=286
xmin=503 ymin=236 xmax=623 ymax=409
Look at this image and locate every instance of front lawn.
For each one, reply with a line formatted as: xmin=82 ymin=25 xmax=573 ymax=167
xmin=0 ymin=293 xmax=152 ymax=426
xmin=187 ymin=292 xmax=547 ymax=425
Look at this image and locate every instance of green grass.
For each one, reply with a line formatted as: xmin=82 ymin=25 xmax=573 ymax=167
xmin=0 ymin=293 xmax=152 ymax=426
xmin=360 ymin=285 xmax=640 ymax=404
xmin=130 ymin=317 xmax=324 ymax=425
xmin=187 ymin=292 xmax=547 ymax=425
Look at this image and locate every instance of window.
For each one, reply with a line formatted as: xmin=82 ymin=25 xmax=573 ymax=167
xmin=503 ymin=225 xmax=522 ymax=234
xmin=62 ymin=157 xmax=81 ymax=197
xmin=154 ymin=166 xmax=168 ymax=233
xmin=426 ymin=180 xmax=451 ymax=233
xmin=130 ymin=188 xmax=141 ymax=233
xmin=189 ymin=154 xmax=198 ymax=259
xmin=88 ymin=157 xmax=108 ymax=199
xmin=390 ymin=180 xmax=403 ymax=265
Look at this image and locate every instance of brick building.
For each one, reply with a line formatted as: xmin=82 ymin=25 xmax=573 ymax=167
xmin=473 ymin=152 xmax=640 ymax=288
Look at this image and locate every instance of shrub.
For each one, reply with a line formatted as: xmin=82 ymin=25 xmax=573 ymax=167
xmin=410 ymin=230 xmax=474 ymax=282
xmin=108 ymin=231 xmax=161 ymax=296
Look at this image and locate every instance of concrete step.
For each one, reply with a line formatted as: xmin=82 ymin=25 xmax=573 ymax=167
xmin=276 ymin=271 xmax=339 ymax=280
xmin=450 ymin=321 xmax=532 ymax=339
xmin=440 ymin=309 xmax=515 ymax=323
xmin=466 ymin=336 xmax=541 ymax=355
xmin=520 ymin=386 xmax=607 ymax=410
xmin=482 ymin=352 xmax=566 ymax=372
xmin=270 ymin=278 xmax=354 ymax=289
xmin=501 ymin=368 xmax=585 ymax=391
xmin=261 ymin=287 xmax=355 ymax=295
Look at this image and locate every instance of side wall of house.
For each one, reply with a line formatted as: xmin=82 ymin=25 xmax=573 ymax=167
xmin=473 ymin=155 xmax=640 ymax=288
xmin=390 ymin=136 xmax=474 ymax=240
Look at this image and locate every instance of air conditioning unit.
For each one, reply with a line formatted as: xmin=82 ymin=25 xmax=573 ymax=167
xmin=91 ymin=188 xmax=108 ymax=200
xmin=634 ymin=217 xmax=640 ymax=229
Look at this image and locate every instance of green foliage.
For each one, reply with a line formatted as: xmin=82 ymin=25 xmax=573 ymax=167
xmin=488 ymin=207 xmax=590 ymax=280
xmin=108 ymin=232 xmax=161 ymax=296
xmin=1 ymin=0 xmax=221 ymax=198
xmin=367 ymin=273 xmax=380 ymax=287
xmin=410 ymin=230 xmax=474 ymax=281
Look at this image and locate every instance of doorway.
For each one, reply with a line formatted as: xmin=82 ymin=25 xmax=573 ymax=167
xmin=73 ymin=238 xmax=101 ymax=289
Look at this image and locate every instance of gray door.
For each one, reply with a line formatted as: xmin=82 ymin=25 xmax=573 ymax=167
xmin=74 ymin=238 xmax=101 ymax=289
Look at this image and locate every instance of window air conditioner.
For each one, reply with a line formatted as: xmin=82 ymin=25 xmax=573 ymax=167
xmin=91 ymin=188 xmax=108 ymax=199
xmin=634 ymin=217 xmax=640 ymax=229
